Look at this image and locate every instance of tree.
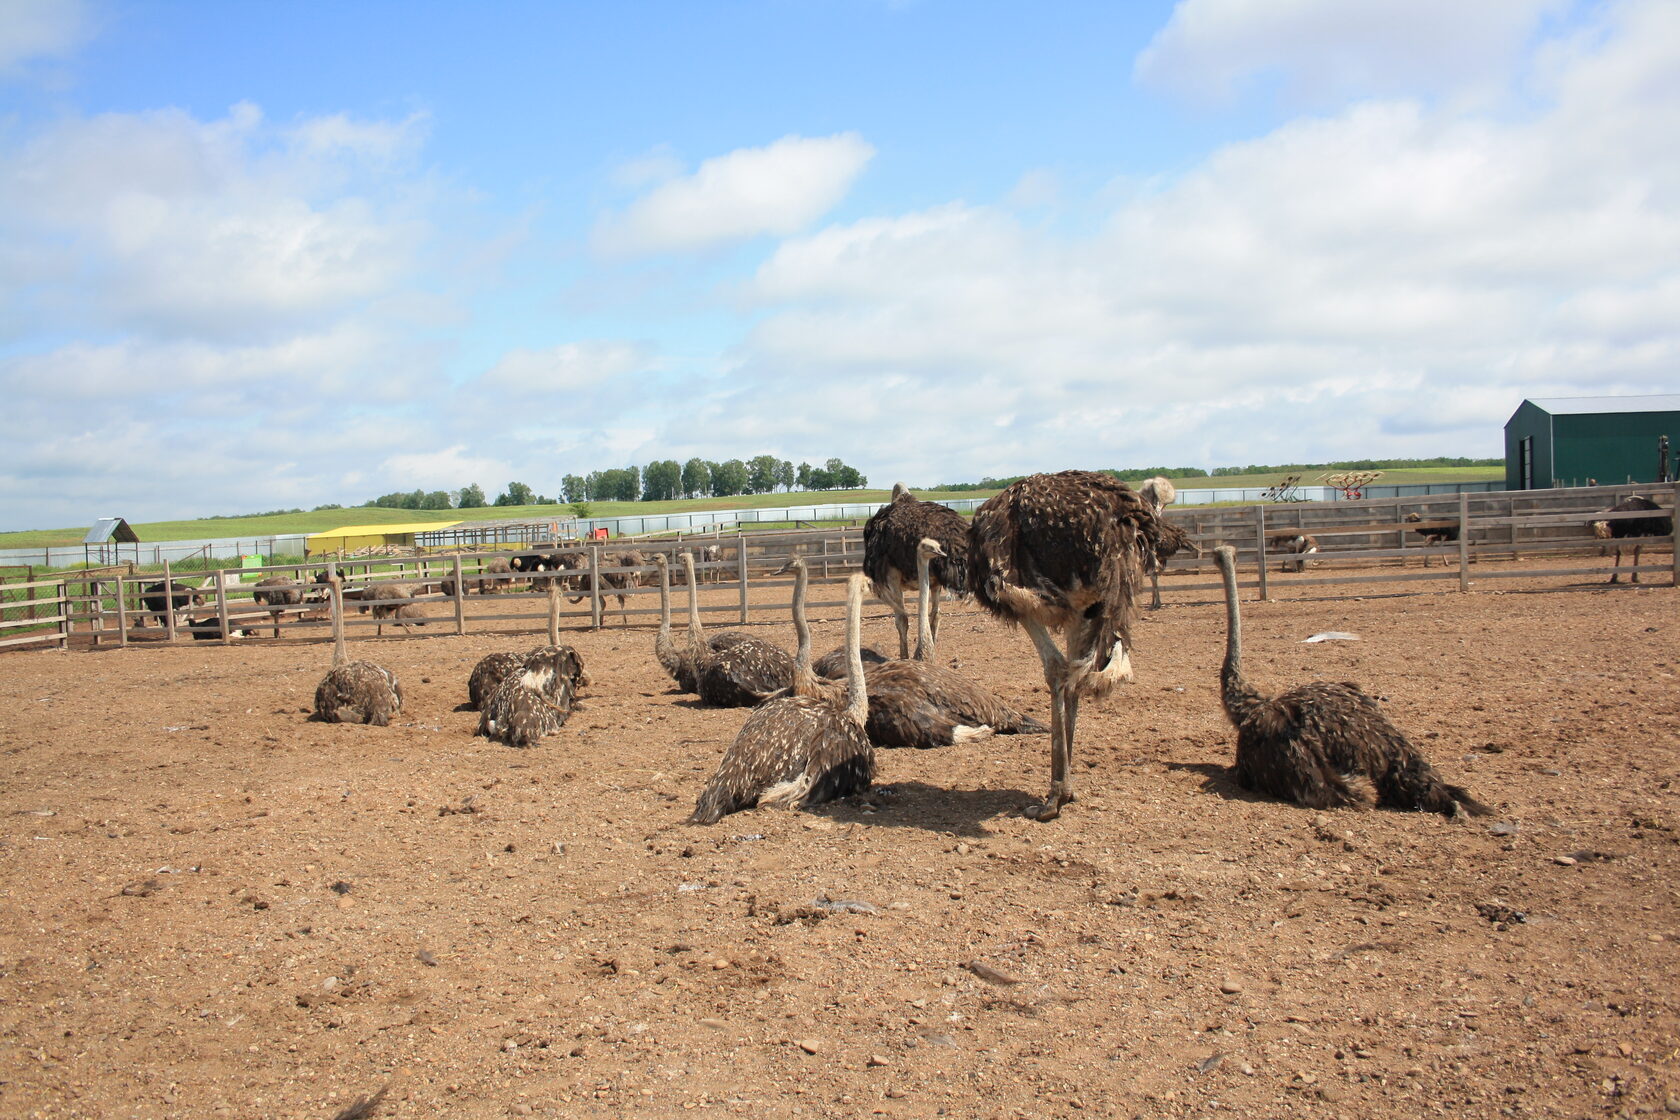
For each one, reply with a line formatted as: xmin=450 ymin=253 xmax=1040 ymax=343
xmin=561 ymin=475 xmax=587 ymax=504
xmin=456 ymin=483 xmax=486 ymax=508
xmin=776 ymin=460 xmax=794 ymax=492
xmin=748 ymin=454 xmax=780 ymax=494
xmin=796 ymin=462 xmax=812 ymax=490
xmin=420 ymin=490 xmax=453 ymax=510
xmin=834 ymin=465 xmax=862 ymax=490
xmin=494 ymin=481 xmax=536 ymax=507
xmin=643 ymin=459 xmax=682 ymax=501
xmin=808 ymin=466 xmax=833 ymax=490
xmin=711 ymin=459 xmax=748 ymax=497
xmin=682 ymin=457 xmax=710 ymax=499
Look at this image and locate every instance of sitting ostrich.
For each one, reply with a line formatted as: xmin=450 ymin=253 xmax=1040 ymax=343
xmin=468 ymin=651 xmax=527 ymax=710
xmin=652 ymin=553 xmax=703 ymax=693
xmin=677 ymin=552 xmax=793 ymax=706
xmin=313 ymin=572 xmax=403 ymax=726
xmin=1404 ymin=512 xmax=1459 ymax=568
xmin=689 ymin=573 xmax=874 ymax=824
xmin=1212 ymin=546 xmax=1489 ymax=816
xmin=864 ymin=482 xmax=970 ymax=659
xmin=1146 ymin=520 xmax=1198 ymax=609
xmin=864 ymin=538 xmax=1047 ymax=748
xmin=1276 ymin=534 xmax=1319 ymax=572
xmin=968 ymin=470 xmax=1163 ymax=820
xmin=477 ymin=644 xmax=589 ymax=748
xmin=1590 ymin=495 xmax=1673 ymax=584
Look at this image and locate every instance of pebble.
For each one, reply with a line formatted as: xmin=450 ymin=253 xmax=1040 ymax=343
xmin=1219 ymin=979 xmax=1244 ymax=995
xmin=698 ymin=1018 xmax=727 ymax=1030
xmin=797 ymin=1039 xmax=822 ymax=1054
xmin=1488 ymin=822 xmax=1518 ymax=836
xmin=867 ymin=1054 xmax=890 ymax=1068
xmin=1553 ymin=855 xmax=1577 ymax=866
xmin=1665 ymin=1096 xmax=1680 ymax=1114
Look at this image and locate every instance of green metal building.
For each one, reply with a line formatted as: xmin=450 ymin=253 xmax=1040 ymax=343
xmin=1504 ymin=395 xmax=1679 ymax=489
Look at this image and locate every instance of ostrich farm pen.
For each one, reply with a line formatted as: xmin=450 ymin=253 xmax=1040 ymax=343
xmin=0 ymin=539 xmax=1677 ymax=1118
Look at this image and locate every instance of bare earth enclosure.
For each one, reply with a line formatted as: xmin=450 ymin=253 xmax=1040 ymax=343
xmin=1 ymin=556 xmax=1678 ymax=1119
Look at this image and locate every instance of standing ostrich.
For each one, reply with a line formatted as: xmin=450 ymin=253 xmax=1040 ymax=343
xmin=252 ymin=575 xmax=302 ymax=637
xmin=313 ymin=572 xmax=403 ymax=726
xmin=1590 ymin=495 xmax=1673 ymax=584
xmin=967 ymin=470 xmax=1162 ymax=820
xmin=1404 ymin=512 xmax=1459 ymax=568
xmin=1212 ymin=546 xmax=1489 ymax=816
xmin=864 ymin=539 xmax=1047 ymax=748
xmin=1146 ymin=520 xmax=1198 ymax=609
xmin=360 ymin=582 xmax=428 ymax=637
xmin=864 ymin=483 xmax=970 ymax=659
xmin=1276 ymin=534 xmax=1319 ymax=572
xmin=1138 ymin=476 xmax=1177 ymax=515
xmin=567 ymin=550 xmax=646 ymax=625
xmin=689 ymin=573 xmax=874 ymax=824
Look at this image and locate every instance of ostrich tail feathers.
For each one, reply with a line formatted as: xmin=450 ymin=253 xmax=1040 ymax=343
xmin=758 ymin=774 xmax=816 ymax=811
xmin=1446 ymin=786 xmax=1494 ymax=818
xmin=950 ymin=724 xmax=995 ymax=744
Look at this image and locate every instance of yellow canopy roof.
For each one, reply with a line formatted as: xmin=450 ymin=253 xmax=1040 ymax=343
xmin=305 ymin=521 xmax=460 ymax=551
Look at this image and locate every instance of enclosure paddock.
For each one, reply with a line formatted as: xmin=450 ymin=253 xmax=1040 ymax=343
xmin=1 ymin=557 xmax=1675 ymax=1118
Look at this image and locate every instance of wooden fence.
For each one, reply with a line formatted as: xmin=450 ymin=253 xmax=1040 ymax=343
xmin=3 ymin=484 xmax=1672 ymax=651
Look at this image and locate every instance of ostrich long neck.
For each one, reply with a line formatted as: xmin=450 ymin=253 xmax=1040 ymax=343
xmin=843 ymin=574 xmax=867 ymax=726
xmin=329 ymin=575 xmax=347 ymax=667
xmin=914 ymin=545 xmax=935 ymax=661
xmin=681 ymin=552 xmax=703 ymax=646
xmin=547 ymin=582 xmax=560 ymax=647
xmin=789 ymin=560 xmax=818 ymax=695
xmin=1215 ymin=548 xmax=1260 ymax=717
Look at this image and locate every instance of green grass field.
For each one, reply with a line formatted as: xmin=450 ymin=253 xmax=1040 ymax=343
xmin=0 ymin=468 xmax=1504 ymax=549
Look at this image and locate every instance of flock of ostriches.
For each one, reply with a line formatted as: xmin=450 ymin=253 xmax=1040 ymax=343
xmin=293 ymin=470 xmax=1680 ymax=827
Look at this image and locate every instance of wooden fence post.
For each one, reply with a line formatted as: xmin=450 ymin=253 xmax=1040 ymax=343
xmin=56 ymin=581 xmax=69 ymax=648
xmin=738 ymin=541 xmax=750 ymax=624
xmin=452 ymin=553 xmax=466 ymax=635
xmin=116 ymin=574 xmax=129 ymax=647
xmin=588 ymin=547 xmax=602 ymax=630
xmin=1458 ymin=492 xmax=1471 ymax=592
xmin=162 ymin=558 xmax=178 ymax=641
xmin=1254 ymin=504 xmax=1269 ymax=600
xmin=215 ymin=568 xmax=231 ymax=640
xmin=1672 ymin=481 xmax=1679 ymax=587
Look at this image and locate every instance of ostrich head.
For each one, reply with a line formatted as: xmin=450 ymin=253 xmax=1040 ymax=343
xmin=1590 ymin=520 xmax=1612 ymax=541
xmin=1404 ymin=512 xmax=1422 ymax=524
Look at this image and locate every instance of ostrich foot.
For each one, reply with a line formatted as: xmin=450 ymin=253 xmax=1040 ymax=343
xmin=1023 ymin=787 xmax=1075 ymax=821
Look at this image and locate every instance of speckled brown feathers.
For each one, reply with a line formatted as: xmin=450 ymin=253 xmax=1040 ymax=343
xmin=477 ymin=645 xmax=588 ymax=748
xmin=814 ymin=644 xmax=889 ymax=680
xmin=1146 ymin=519 xmax=1197 ymax=609
xmin=468 ymin=651 xmax=527 ymax=710
xmin=690 ymin=573 xmax=874 ymax=824
xmin=1213 ymin=546 xmax=1488 ymax=817
xmin=361 ymin=582 xmax=428 ymax=636
xmin=864 ymin=485 xmax=970 ymax=659
xmin=696 ymin=639 xmax=795 ymax=707
xmin=315 ymin=660 xmax=404 ymax=726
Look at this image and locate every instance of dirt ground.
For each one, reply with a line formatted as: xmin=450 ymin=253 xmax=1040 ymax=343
xmin=1 ymin=557 xmax=1678 ymax=1120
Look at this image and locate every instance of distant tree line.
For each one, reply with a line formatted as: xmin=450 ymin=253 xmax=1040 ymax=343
xmin=1207 ymin=457 xmax=1502 ymax=476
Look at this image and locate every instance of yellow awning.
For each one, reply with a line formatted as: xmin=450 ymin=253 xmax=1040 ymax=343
xmin=305 ymin=521 xmax=460 ymax=554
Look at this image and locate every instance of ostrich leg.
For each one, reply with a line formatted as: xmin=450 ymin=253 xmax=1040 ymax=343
xmin=880 ymin=570 xmax=911 ymax=659
xmin=928 ymin=586 xmax=942 ymax=652
xmin=1020 ymin=618 xmax=1075 ymax=820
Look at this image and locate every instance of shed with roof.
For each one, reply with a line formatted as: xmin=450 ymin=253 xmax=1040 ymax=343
xmin=304 ymin=521 xmax=461 ymax=557
xmin=1504 ymin=395 xmax=1679 ymax=489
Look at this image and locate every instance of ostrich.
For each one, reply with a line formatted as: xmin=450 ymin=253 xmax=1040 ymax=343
xmin=689 ymin=573 xmax=874 ymax=824
xmin=1138 ymin=476 xmax=1177 ymax=515
xmin=864 ymin=538 xmax=1047 ymax=748
xmin=468 ymin=651 xmax=526 ymax=710
xmin=1212 ymin=546 xmax=1489 ymax=816
xmin=1404 ymin=512 xmax=1459 ymax=568
xmin=361 ymin=582 xmax=428 ymax=637
xmin=686 ymin=551 xmax=796 ymax=707
xmin=566 ymin=550 xmax=646 ymax=625
xmin=482 ymin=556 xmax=514 ymax=593
xmin=679 ymin=552 xmax=756 ymax=655
xmin=967 ymin=470 xmax=1162 ymax=820
xmin=863 ymin=482 xmax=970 ymax=659
xmin=313 ymin=572 xmax=403 ymax=726
xmin=253 ymin=575 xmax=302 ymax=637
xmin=1590 ymin=495 xmax=1673 ymax=584
xmin=141 ymin=581 xmax=204 ymax=629
xmin=1276 ymin=534 xmax=1319 ymax=572
xmin=477 ymin=644 xmax=588 ymax=748
xmin=1146 ymin=519 xmax=1199 ymax=609
xmin=652 ymin=553 xmax=702 ymax=693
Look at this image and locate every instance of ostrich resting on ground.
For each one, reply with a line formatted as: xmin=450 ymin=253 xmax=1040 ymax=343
xmin=968 ymin=470 xmax=1163 ymax=820
xmin=863 ymin=482 xmax=970 ymax=659
xmin=689 ymin=572 xmax=874 ymax=824
xmin=864 ymin=538 xmax=1047 ymax=748
xmin=1590 ymin=495 xmax=1673 ymax=584
xmin=476 ymin=582 xmax=590 ymax=746
xmin=1212 ymin=546 xmax=1490 ymax=817
xmin=313 ymin=572 xmax=403 ymax=726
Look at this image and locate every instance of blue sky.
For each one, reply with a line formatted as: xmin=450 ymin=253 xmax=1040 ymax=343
xmin=2 ymin=0 xmax=1674 ymax=530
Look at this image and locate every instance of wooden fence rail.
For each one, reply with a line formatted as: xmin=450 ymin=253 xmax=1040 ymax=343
xmin=5 ymin=484 xmax=1671 ymax=651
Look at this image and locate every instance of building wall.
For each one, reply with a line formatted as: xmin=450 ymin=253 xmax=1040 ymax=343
xmin=1503 ymin=401 xmax=1552 ymax=490
xmin=1553 ymin=411 xmax=1678 ymax=486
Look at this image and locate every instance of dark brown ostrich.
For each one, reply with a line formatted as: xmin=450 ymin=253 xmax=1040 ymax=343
xmin=689 ymin=573 xmax=874 ymax=824
xmin=252 ymin=575 xmax=302 ymax=637
xmin=1404 ymin=512 xmax=1459 ymax=568
xmin=1212 ymin=546 xmax=1489 ymax=816
xmin=652 ymin=553 xmax=701 ymax=693
xmin=1138 ymin=476 xmax=1177 ymax=515
xmin=141 ymin=580 xmax=204 ymax=629
xmin=566 ymin=549 xmax=646 ymax=625
xmin=967 ymin=470 xmax=1162 ymax=820
xmin=864 ymin=538 xmax=1047 ymax=748
xmin=1146 ymin=519 xmax=1198 ymax=609
xmin=863 ymin=482 xmax=970 ymax=659
xmin=313 ymin=572 xmax=403 ymax=726
xmin=685 ymin=548 xmax=796 ymax=706
xmin=813 ymin=643 xmax=890 ymax=680
xmin=360 ymin=582 xmax=429 ymax=637
xmin=1276 ymin=534 xmax=1319 ymax=573
xmin=1590 ymin=495 xmax=1673 ymax=584
xmin=678 ymin=552 xmax=756 ymax=655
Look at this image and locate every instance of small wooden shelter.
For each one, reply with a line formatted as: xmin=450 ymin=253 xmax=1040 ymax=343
xmin=82 ymin=517 xmax=139 ymax=566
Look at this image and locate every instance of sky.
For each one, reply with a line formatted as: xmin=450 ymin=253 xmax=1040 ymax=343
xmin=1 ymin=0 xmax=1675 ymax=530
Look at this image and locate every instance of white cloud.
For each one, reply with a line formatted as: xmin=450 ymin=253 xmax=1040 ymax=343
xmin=595 ymin=133 xmax=875 ymax=255
xmin=380 ymin=445 xmax=512 ymax=492
xmin=0 ymin=0 xmax=92 ymax=74
xmin=477 ymin=341 xmax=659 ymax=394
xmin=1135 ymin=0 xmax=1564 ymax=105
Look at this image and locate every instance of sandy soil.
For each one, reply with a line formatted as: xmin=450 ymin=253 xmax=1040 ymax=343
xmin=1 ymin=558 xmax=1678 ymax=1120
